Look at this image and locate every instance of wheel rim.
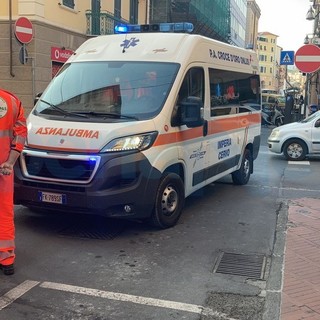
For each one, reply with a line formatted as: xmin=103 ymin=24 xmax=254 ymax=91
xmin=287 ymin=143 xmax=303 ymax=159
xmin=161 ymin=185 xmax=178 ymax=216
xmin=243 ymin=157 xmax=250 ymax=179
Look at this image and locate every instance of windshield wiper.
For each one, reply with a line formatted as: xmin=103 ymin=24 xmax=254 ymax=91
xmin=38 ymin=99 xmax=89 ymax=118
xmin=76 ymin=111 xmax=139 ymax=120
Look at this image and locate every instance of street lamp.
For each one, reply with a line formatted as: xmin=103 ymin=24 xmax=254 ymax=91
xmin=304 ymin=34 xmax=311 ymax=44
xmin=303 ymin=33 xmax=319 ymax=44
xmin=305 ymin=1 xmax=320 ymax=44
xmin=306 ymin=6 xmax=317 ymax=20
xmin=306 ymin=1 xmax=320 ymax=21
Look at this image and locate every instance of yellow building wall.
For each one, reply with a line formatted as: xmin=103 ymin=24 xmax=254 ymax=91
xmin=1 ymin=0 xmax=147 ymax=33
xmin=0 ymin=0 xmax=18 ymax=18
xmin=0 ymin=1 xmax=135 ymax=34
xmin=258 ymin=33 xmax=279 ymax=92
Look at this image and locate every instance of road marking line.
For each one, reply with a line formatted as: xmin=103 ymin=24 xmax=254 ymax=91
xmin=246 ymin=184 xmax=319 ymax=192
xmin=40 ymin=281 xmax=237 ymax=319
xmin=288 ymin=161 xmax=310 ymax=165
xmin=0 ymin=280 xmax=39 ymax=310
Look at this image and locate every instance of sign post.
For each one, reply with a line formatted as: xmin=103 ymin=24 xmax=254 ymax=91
xmin=294 ymin=44 xmax=320 ymax=73
xmin=14 ymin=17 xmax=34 ymax=44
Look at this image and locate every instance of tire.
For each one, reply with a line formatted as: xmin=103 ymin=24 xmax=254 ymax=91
xmin=232 ymin=149 xmax=252 ymax=185
xmin=283 ymin=139 xmax=307 ymax=161
xmin=275 ymin=116 xmax=284 ymax=127
xmin=149 ymin=173 xmax=185 ymax=229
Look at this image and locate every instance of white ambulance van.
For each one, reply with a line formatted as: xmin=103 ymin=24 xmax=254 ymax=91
xmin=14 ymin=23 xmax=261 ymax=228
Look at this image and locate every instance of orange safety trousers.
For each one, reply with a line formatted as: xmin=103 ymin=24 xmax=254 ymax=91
xmin=0 ymin=89 xmax=27 ymax=266
xmin=0 ymin=173 xmax=15 ymax=265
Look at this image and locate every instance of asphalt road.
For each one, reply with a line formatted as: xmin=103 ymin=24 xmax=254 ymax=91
xmin=1 ymin=126 xmax=320 ymax=320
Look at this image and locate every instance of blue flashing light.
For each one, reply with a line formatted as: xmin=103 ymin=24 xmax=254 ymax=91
xmin=115 ymin=24 xmax=141 ymax=33
xmin=114 ymin=22 xmax=193 ymax=34
xmin=114 ymin=25 xmax=129 ymax=33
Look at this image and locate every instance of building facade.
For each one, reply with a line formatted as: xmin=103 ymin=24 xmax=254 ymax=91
xmin=229 ymin=0 xmax=247 ymax=48
xmin=257 ymin=32 xmax=284 ymax=93
xmin=245 ymin=0 xmax=260 ymax=49
xmin=0 ymin=0 xmax=262 ymax=114
xmin=150 ymin=0 xmax=249 ymax=47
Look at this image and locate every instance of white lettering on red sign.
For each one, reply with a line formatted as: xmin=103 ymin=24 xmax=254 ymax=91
xmin=51 ymin=47 xmax=73 ymax=63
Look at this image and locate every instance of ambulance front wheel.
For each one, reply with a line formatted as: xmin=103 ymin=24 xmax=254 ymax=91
xmin=149 ymin=173 xmax=185 ymax=229
xmin=231 ymin=149 xmax=252 ymax=185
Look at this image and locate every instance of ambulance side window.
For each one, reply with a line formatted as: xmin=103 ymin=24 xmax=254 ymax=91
xmin=172 ymin=67 xmax=204 ymax=127
xmin=177 ymin=67 xmax=204 ymax=104
xmin=209 ymin=68 xmax=260 ymax=117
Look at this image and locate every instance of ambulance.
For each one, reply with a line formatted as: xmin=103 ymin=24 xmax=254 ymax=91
xmin=14 ymin=22 xmax=261 ymax=229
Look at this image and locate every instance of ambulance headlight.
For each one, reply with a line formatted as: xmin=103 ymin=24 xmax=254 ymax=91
xmin=101 ymin=132 xmax=158 ymax=152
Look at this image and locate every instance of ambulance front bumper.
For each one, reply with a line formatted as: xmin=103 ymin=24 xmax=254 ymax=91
xmin=14 ymin=150 xmax=161 ymax=219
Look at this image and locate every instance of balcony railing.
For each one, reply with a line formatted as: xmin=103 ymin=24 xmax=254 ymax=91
xmin=85 ymin=10 xmax=129 ymax=35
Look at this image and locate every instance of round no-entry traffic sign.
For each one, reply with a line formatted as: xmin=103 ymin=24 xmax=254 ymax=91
xmin=14 ymin=17 xmax=33 ymax=44
xmin=295 ymin=44 xmax=320 ymax=73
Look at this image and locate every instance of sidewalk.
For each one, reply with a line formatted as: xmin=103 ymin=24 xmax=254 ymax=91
xmin=281 ymin=198 xmax=320 ymax=320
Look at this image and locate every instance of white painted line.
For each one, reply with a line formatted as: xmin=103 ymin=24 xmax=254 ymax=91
xmin=288 ymin=161 xmax=310 ymax=165
xmin=296 ymin=56 xmax=320 ymax=62
xmin=0 ymin=280 xmax=39 ymax=310
xmin=40 ymin=281 xmax=237 ymax=319
xmin=16 ymin=26 xmax=33 ymax=34
xmin=246 ymin=184 xmax=320 ymax=192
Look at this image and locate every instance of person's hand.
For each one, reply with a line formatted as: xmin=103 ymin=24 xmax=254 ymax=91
xmin=0 ymin=162 xmax=14 ymax=176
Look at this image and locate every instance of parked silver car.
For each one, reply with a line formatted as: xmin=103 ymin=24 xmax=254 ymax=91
xmin=268 ymin=111 xmax=320 ymax=161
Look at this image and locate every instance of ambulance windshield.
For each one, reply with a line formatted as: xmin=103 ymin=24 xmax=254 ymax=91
xmin=34 ymin=61 xmax=179 ymax=121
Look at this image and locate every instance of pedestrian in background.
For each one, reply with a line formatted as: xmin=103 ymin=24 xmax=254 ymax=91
xmin=0 ymin=89 xmax=27 ymax=275
xmin=308 ymin=104 xmax=319 ymax=116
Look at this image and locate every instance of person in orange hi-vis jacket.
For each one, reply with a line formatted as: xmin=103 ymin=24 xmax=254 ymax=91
xmin=0 ymin=89 xmax=27 ymax=275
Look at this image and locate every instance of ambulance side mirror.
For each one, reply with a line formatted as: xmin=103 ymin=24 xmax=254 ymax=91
xmin=180 ymin=96 xmax=204 ymax=128
xmin=34 ymin=92 xmax=42 ymax=105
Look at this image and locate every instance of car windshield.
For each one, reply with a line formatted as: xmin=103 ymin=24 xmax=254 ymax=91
xmin=34 ymin=61 xmax=180 ymax=121
xmin=300 ymin=111 xmax=320 ymax=123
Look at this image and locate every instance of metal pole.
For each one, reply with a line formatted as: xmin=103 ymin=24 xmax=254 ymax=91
xmin=9 ymin=0 xmax=14 ymax=77
xmin=31 ymin=57 xmax=35 ymax=99
xmin=304 ymin=73 xmax=309 ymax=118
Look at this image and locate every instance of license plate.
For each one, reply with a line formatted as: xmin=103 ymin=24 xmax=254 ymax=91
xmin=38 ymin=191 xmax=66 ymax=204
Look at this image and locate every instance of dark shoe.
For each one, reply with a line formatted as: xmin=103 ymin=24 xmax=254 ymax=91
xmin=0 ymin=264 xmax=14 ymax=275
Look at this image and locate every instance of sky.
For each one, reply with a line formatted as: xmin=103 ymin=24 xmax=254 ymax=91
xmin=255 ymin=0 xmax=315 ymax=52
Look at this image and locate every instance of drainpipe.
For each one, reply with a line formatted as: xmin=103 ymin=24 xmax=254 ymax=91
xmin=145 ymin=0 xmax=149 ymax=24
xmin=9 ymin=0 xmax=14 ymax=77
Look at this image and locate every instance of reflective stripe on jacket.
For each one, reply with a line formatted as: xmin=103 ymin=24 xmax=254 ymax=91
xmin=0 ymin=89 xmax=27 ymax=162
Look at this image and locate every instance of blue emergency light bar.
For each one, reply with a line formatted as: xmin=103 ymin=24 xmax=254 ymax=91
xmin=114 ymin=22 xmax=194 ymax=34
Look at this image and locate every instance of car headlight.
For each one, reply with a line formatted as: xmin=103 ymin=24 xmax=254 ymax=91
xmin=101 ymin=131 xmax=158 ymax=152
xmin=269 ymin=129 xmax=280 ymax=140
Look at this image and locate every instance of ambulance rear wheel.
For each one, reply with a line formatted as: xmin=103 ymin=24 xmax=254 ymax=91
xmin=150 ymin=173 xmax=185 ymax=229
xmin=232 ymin=149 xmax=252 ymax=185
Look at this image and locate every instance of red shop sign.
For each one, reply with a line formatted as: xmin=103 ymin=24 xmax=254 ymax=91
xmin=51 ymin=47 xmax=74 ymax=63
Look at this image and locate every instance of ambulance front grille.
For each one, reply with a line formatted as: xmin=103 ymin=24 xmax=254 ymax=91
xmin=21 ymin=150 xmax=100 ymax=184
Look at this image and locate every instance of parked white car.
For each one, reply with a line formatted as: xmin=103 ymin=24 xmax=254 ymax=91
xmin=268 ymin=111 xmax=320 ymax=161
